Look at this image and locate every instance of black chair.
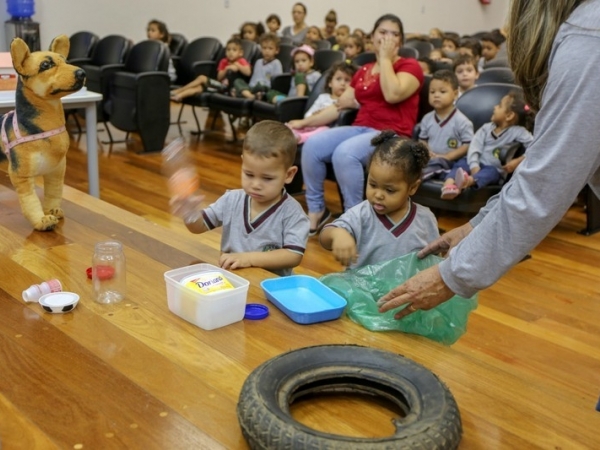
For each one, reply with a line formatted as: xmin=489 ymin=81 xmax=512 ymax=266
xmin=432 ymin=61 xmax=453 ymax=72
xmin=169 ymin=33 xmax=188 ymax=58
xmin=417 ymin=74 xmax=433 ymax=124
xmin=67 ymin=31 xmax=98 ymax=62
xmin=351 ymin=52 xmax=376 ymax=66
xmin=105 ymin=40 xmax=171 ymax=152
xmin=280 ymin=36 xmax=294 ymax=46
xmin=277 ymin=44 xmax=295 ymax=72
xmin=484 ymin=58 xmax=510 ymax=69
xmin=470 ymin=31 xmax=490 ymax=41
xmin=313 ymin=49 xmax=345 ymax=72
xmin=412 ymin=83 xmax=524 ymax=213
xmin=316 ymin=39 xmax=332 ymax=50
xmin=477 ymin=67 xmax=514 ymax=85
xmin=405 ymin=39 xmax=434 ymax=58
xmin=398 ymin=46 xmax=419 ymax=59
xmin=430 ymin=38 xmax=443 ymax=49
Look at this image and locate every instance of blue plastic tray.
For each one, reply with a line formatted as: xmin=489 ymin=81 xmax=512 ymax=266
xmin=260 ymin=275 xmax=347 ymax=324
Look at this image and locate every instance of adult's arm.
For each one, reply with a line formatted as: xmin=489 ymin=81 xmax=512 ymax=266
xmin=377 ymin=36 xmax=420 ymax=103
xmin=439 ymin=33 xmax=600 ymax=298
xmin=288 ymin=86 xmax=356 ymax=128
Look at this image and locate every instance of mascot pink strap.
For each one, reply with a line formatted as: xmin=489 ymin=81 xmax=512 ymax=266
xmin=1 ymin=110 xmax=66 ymax=155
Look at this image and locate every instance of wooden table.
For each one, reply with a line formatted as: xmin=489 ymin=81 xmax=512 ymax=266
xmin=0 ymin=180 xmax=598 ymax=450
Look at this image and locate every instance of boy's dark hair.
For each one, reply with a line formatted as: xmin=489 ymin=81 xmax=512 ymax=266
xmin=148 ymin=19 xmax=169 ymax=43
xmin=480 ymin=32 xmax=503 ymax=47
xmin=418 ymin=56 xmax=435 ymax=74
xmin=459 ymin=38 xmax=482 ymax=58
xmin=259 ymin=32 xmax=280 ymax=48
xmin=369 ymin=131 xmax=430 ymax=185
xmin=266 ymin=14 xmax=281 ymax=26
xmin=226 ymin=37 xmax=244 ymax=52
xmin=243 ymin=120 xmax=297 ymax=168
xmin=505 ymin=90 xmax=535 ymax=132
xmin=431 ymin=69 xmax=459 ymax=91
xmin=442 ymin=35 xmax=460 ymax=49
xmin=453 ymin=54 xmax=478 ymax=73
xmin=324 ymin=61 xmax=358 ymax=93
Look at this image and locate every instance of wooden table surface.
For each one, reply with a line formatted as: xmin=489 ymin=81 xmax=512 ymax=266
xmin=0 ymin=179 xmax=599 ymax=450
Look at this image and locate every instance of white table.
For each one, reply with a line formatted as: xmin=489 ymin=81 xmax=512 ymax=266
xmin=0 ymin=88 xmax=103 ymax=197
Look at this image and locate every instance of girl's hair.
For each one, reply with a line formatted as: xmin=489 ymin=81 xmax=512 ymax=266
xmin=505 ymin=90 xmax=536 ymax=132
xmin=266 ymin=14 xmax=281 ymax=25
xmin=429 ymin=27 xmax=444 ymax=39
xmin=507 ymin=0 xmax=584 ymax=112
xmin=371 ymin=14 xmax=404 ymax=45
xmin=240 ymin=22 xmax=265 ymax=42
xmin=325 ymin=9 xmax=337 ymax=23
xmin=345 ymin=34 xmax=365 ymax=54
xmin=459 ymin=38 xmax=482 ymax=58
xmin=324 ymin=61 xmax=358 ymax=93
xmin=148 ymin=19 xmax=169 ymax=43
xmin=307 ymin=25 xmax=323 ymax=41
xmin=369 ymin=131 xmax=430 ymax=185
xmin=293 ymin=2 xmax=307 ymax=14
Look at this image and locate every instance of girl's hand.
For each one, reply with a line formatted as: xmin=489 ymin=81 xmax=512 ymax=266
xmin=331 ymin=232 xmax=358 ymax=267
xmin=417 ymin=222 xmax=474 ymax=258
xmin=376 ymin=265 xmax=455 ymax=320
xmin=287 ymin=119 xmax=305 ymax=129
xmin=378 ymin=35 xmax=398 ymax=62
xmin=219 ymin=252 xmax=252 ymax=270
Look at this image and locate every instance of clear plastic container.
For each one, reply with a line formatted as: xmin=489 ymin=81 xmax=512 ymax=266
xmin=92 ymin=241 xmax=126 ymax=304
xmin=164 ymin=264 xmax=249 ymax=330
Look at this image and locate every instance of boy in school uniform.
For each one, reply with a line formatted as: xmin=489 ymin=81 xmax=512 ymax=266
xmin=419 ymin=70 xmax=474 ymax=180
xmin=174 ymin=121 xmax=310 ymax=276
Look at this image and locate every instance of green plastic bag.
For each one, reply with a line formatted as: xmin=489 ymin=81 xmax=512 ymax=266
xmin=320 ymin=253 xmax=478 ymax=345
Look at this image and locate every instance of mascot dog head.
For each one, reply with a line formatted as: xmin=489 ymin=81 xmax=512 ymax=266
xmin=3 ymin=35 xmax=86 ymax=231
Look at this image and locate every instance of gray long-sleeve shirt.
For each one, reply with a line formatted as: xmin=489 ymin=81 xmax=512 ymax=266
xmin=439 ymin=0 xmax=600 ymax=298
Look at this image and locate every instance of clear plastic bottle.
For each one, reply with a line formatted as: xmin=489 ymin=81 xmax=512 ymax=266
xmin=92 ymin=241 xmax=126 ymax=304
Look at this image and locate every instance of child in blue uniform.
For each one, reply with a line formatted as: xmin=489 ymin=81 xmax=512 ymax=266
xmin=320 ymin=131 xmax=439 ymax=268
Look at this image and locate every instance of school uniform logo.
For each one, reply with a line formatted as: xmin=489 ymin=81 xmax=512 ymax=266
xmin=493 ymin=147 xmax=502 ymax=159
xmin=447 ymin=138 xmax=458 ymax=149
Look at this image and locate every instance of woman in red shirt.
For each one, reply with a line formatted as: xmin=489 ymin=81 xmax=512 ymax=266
xmin=288 ymin=14 xmax=423 ymax=234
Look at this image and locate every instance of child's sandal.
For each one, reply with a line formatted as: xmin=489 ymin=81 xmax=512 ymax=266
xmin=441 ymin=184 xmax=460 ymax=200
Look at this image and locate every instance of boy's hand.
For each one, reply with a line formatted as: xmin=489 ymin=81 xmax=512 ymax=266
xmin=502 ymin=159 xmax=520 ymax=173
xmin=219 ymin=252 xmax=252 ymax=270
xmin=331 ymin=231 xmax=358 ymax=267
xmin=169 ymin=194 xmax=205 ymax=219
xmin=226 ymin=64 xmax=239 ymax=72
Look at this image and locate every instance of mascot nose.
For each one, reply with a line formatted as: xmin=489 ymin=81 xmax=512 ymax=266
xmin=75 ymin=69 xmax=86 ymax=81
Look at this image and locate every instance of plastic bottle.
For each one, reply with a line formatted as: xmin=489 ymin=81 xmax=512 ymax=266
xmin=92 ymin=241 xmax=126 ymax=304
xmin=22 ymin=279 xmax=62 ymax=302
xmin=7 ymin=0 xmax=35 ymax=19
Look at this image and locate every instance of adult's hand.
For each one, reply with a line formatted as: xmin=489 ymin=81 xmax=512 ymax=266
xmin=417 ymin=222 xmax=473 ymax=259
xmin=376 ymin=265 xmax=455 ymax=320
xmin=378 ymin=34 xmax=398 ymax=62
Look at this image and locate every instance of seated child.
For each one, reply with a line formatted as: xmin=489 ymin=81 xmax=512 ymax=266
xmin=265 ymin=44 xmax=321 ymax=103
xmin=146 ymin=19 xmax=177 ymax=82
xmin=234 ymin=33 xmax=283 ymax=100
xmin=305 ymin=25 xmax=324 ymax=46
xmin=453 ymin=54 xmax=479 ymax=97
xmin=332 ymin=25 xmax=350 ymax=51
xmin=458 ymin=38 xmax=482 ymax=61
xmin=286 ymin=61 xmax=358 ymax=143
xmin=266 ymin=14 xmax=281 ymax=35
xmin=173 ymin=121 xmax=310 ymax=276
xmin=419 ymin=70 xmax=474 ymax=180
xmin=480 ymin=32 xmax=504 ymax=70
xmin=170 ymin=37 xmax=251 ymax=101
xmin=441 ymin=35 xmax=459 ymax=57
xmin=441 ymin=90 xmax=534 ymax=199
xmin=320 ymin=131 xmax=439 ymax=268
xmin=240 ymin=21 xmax=265 ymax=43
xmin=364 ymin=34 xmax=374 ymax=52
xmin=417 ymin=56 xmax=435 ymax=75
xmin=344 ymin=34 xmax=364 ymax=63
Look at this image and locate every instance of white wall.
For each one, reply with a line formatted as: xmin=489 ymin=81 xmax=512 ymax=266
xmin=0 ymin=0 xmax=509 ymax=52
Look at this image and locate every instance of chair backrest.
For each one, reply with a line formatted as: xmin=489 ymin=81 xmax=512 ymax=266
xmin=477 ymin=67 xmax=515 ymax=85
xmin=178 ymin=37 xmax=223 ymax=82
xmin=398 ymin=46 xmax=419 ymax=59
xmin=124 ymin=40 xmax=169 ymax=73
xmin=90 ymin=35 xmax=131 ymax=66
xmin=404 ymin=39 xmax=434 ymax=58
xmin=279 ymin=36 xmax=294 ymax=46
xmin=432 ymin=60 xmax=453 ymax=72
xmin=417 ymin=74 xmax=433 ymax=124
xmin=351 ymin=52 xmax=376 ymax=67
xmin=483 ymin=58 xmax=510 ymax=69
xmin=430 ymin=37 xmax=443 ymax=49
xmin=456 ymin=82 xmax=522 ymax=131
xmin=241 ymin=39 xmax=261 ymax=65
xmin=303 ymin=70 xmax=330 ymax=113
xmin=316 ymin=39 xmax=331 ymax=50
xmin=68 ymin=31 xmax=99 ymax=61
xmin=470 ymin=31 xmax=490 ymax=41
xmin=169 ymin=33 xmax=188 ymax=58
xmin=313 ymin=49 xmax=345 ymax=73
xmin=277 ymin=44 xmax=295 ymax=72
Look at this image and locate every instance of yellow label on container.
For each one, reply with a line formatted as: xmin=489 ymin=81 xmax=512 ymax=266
xmin=184 ymin=272 xmax=234 ymax=295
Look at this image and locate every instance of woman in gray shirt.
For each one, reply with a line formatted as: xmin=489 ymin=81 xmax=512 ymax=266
xmin=281 ymin=2 xmax=309 ymax=46
xmin=378 ymin=0 xmax=598 ymax=318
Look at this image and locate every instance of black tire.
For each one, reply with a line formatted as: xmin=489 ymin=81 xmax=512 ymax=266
xmin=237 ymin=345 xmax=462 ymax=450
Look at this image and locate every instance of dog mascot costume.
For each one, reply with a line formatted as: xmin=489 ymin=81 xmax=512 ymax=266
xmin=2 ymin=35 xmax=86 ymax=231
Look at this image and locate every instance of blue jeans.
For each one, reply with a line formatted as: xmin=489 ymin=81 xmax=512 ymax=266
xmin=445 ymin=157 xmax=502 ymax=188
xmin=301 ymin=126 xmax=379 ymax=212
